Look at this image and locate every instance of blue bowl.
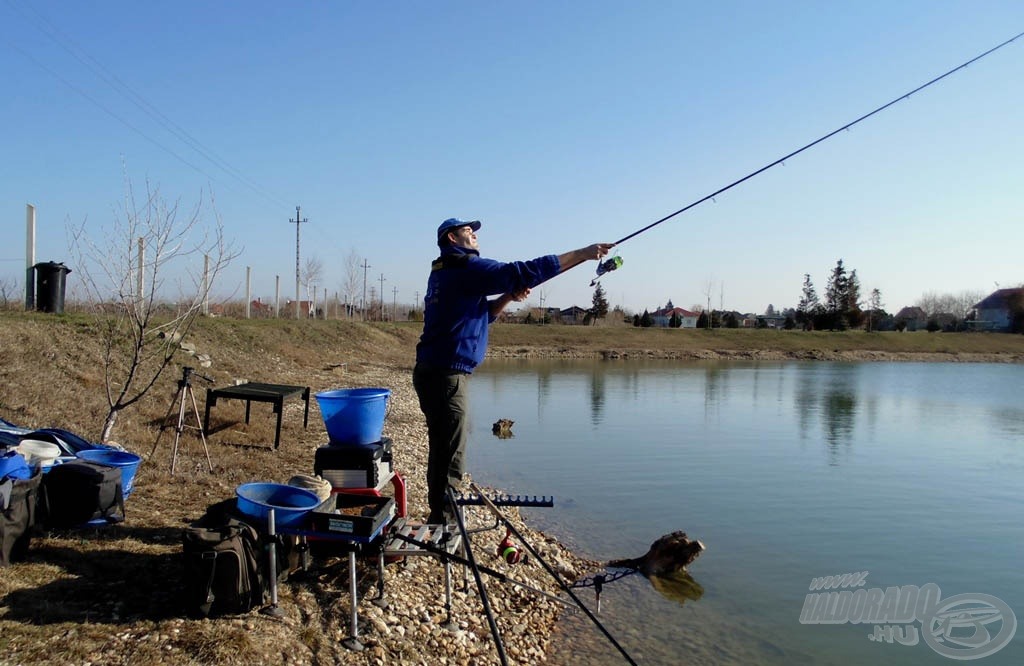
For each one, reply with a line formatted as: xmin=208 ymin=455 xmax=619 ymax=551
xmin=236 ymin=482 xmax=321 ymax=527
xmin=315 ymin=388 xmax=390 ymax=446
xmin=75 ymin=448 xmax=143 ymax=497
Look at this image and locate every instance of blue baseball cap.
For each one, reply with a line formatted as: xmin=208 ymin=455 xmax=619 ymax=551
xmin=437 ymin=217 xmax=481 ymax=240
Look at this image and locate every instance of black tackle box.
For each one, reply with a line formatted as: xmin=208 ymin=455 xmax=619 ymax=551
xmin=314 ymin=438 xmax=393 ymax=489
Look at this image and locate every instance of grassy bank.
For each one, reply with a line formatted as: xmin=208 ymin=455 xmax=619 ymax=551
xmin=484 ymin=321 xmax=1024 ymax=361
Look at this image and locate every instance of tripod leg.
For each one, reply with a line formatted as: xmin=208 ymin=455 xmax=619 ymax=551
xmin=149 ymin=384 xmax=183 ymax=460
xmin=171 ymin=385 xmax=189 ymax=475
xmin=187 ymin=386 xmax=214 ymax=472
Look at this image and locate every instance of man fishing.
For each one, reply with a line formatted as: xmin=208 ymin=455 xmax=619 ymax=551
xmin=413 ymin=217 xmax=612 ymax=524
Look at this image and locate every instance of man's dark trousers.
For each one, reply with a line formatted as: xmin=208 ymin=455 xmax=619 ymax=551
xmin=413 ymin=364 xmax=469 ymax=523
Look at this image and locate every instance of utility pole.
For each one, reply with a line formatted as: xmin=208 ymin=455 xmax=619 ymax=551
xmin=414 ymin=291 xmax=419 ymax=319
xmin=361 ymin=259 xmax=371 ymax=321
xmin=290 ymin=206 xmax=308 ymax=320
xmin=378 ymin=273 xmax=386 ymax=321
xmin=392 ymin=285 xmax=398 ymax=322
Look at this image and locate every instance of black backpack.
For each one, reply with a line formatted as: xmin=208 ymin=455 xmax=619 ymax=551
xmin=182 ymin=501 xmax=266 ymax=618
xmin=40 ymin=461 xmax=125 ymax=528
xmin=0 ymin=469 xmax=43 ymax=566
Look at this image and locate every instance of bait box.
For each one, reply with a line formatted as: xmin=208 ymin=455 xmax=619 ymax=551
xmin=314 ymin=438 xmax=393 ymax=489
xmin=309 ymin=492 xmax=395 ymax=537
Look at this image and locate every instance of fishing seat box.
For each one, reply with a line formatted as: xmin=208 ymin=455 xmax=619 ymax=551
xmin=314 ymin=438 xmax=392 ymax=490
xmin=308 ymin=492 xmax=396 ymax=537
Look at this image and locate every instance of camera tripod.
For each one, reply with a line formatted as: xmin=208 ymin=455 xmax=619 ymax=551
xmin=151 ymin=366 xmax=214 ymax=475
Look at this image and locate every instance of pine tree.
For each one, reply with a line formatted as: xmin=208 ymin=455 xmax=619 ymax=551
xmin=846 ymin=269 xmax=863 ymax=329
xmin=796 ymin=274 xmax=820 ymax=330
xmin=591 ymin=283 xmax=609 ymax=323
xmin=825 ymin=259 xmax=849 ymax=330
xmin=867 ymin=288 xmax=883 ymax=332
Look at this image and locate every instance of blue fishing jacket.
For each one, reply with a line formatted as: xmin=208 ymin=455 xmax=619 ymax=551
xmin=416 ymin=245 xmax=561 ymax=374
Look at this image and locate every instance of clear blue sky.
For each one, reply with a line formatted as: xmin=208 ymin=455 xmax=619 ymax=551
xmin=2 ymin=1 xmax=1022 ymax=315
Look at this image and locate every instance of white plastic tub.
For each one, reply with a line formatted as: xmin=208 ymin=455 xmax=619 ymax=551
xmin=17 ymin=439 xmax=61 ymax=467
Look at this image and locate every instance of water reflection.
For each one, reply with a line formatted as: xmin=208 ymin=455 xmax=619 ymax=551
xmin=703 ymin=363 xmax=728 ymax=419
xmin=790 ymin=364 xmax=861 ymax=464
xmin=590 ymin=365 xmax=605 ymax=425
xmin=648 ymin=570 xmax=704 ymax=608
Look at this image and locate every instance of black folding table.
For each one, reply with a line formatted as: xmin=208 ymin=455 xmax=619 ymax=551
xmin=203 ymin=382 xmax=310 ymax=449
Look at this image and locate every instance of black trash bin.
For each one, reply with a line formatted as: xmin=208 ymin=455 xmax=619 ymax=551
xmin=33 ymin=262 xmax=71 ymax=314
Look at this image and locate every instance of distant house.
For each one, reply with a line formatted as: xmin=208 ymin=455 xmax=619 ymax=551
xmin=285 ymin=299 xmax=315 ymax=317
xmin=559 ymin=306 xmax=589 ymax=324
xmin=894 ymin=306 xmax=928 ymax=331
xmin=754 ymin=314 xmax=788 ymax=329
xmin=973 ymin=288 xmax=1024 ymax=332
xmin=249 ymin=298 xmax=273 ymax=318
xmin=651 ymin=306 xmax=699 ymax=328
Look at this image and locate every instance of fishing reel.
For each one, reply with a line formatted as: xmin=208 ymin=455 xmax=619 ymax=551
xmin=590 ymin=255 xmax=623 ymax=287
xmin=497 ymin=527 xmax=527 ymax=565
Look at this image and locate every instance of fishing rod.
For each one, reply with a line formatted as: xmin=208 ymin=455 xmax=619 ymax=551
xmin=469 ymin=482 xmax=639 ymax=666
xmin=388 ymin=530 xmax=578 ymax=608
xmin=446 ymin=487 xmax=509 ymax=666
xmin=564 ymin=29 xmax=1024 ymax=283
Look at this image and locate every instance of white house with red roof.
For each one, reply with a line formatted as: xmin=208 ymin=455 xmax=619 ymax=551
xmin=651 ymin=306 xmax=700 ymax=328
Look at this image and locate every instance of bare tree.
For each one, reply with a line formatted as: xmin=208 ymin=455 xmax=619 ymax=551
xmin=341 ymin=249 xmax=361 ymax=318
xmin=702 ymin=279 xmax=715 ymax=330
xmin=919 ymin=289 xmax=987 ymax=325
xmin=301 ymin=255 xmax=323 ymax=308
xmin=952 ymin=290 xmax=986 ymax=320
xmin=68 ymin=177 xmax=238 ymax=443
xmin=916 ymin=291 xmax=946 ymax=317
xmin=0 ymin=275 xmax=18 ymax=310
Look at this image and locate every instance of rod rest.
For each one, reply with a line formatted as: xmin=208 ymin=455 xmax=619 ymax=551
xmin=455 ymin=493 xmax=554 ymax=508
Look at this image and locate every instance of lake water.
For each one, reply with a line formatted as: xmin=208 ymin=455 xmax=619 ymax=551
xmin=466 ymin=360 xmax=1024 ymax=666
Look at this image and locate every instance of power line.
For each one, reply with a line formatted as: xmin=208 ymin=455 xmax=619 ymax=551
xmin=3 ymin=0 xmax=293 ymax=211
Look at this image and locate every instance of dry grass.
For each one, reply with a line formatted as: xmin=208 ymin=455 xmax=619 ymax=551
xmin=0 ymin=312 xmax=426 ymax=665
xmin=0 ymin=311 xmax=1021 ymax=664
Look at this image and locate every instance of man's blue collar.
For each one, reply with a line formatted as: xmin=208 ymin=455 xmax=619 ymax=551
xmin=441 ymin=245 xmax=479 ymax=258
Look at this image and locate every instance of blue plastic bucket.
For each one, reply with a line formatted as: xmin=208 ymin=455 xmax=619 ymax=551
xmin=75 ymin=448 xmax=143 ymax=497
xmin=315 ymin=388 xmax=391 ymax=446
xmin=236 ymin=482 xmax=321 ymax=527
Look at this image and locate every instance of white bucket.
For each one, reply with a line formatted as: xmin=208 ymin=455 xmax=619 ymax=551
xmin=17 ymin=439 xmax=61 ymax=467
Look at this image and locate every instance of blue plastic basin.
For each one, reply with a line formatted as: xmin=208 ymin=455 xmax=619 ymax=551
xmin=75 ymin=448 xmax=143 ymax=497
xmin=315 ymin=388 xmax=390 ymax=446
xmin=235 ymin=482 xmax=321 ymax=527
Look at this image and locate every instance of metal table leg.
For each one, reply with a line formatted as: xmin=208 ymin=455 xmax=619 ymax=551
xmin=372 ymin=549 xmax=388 ymax=609
xmin=261 ymin=509 xmax=285 ymax=618
xmin=342 ymin=550 xmax=365 ymax=651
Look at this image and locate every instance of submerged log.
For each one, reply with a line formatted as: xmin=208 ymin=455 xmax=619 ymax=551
xmin=607 ymin=531 xmax=704 ymax=578
xmin=492 ymin=418 xmax=515 ymax=439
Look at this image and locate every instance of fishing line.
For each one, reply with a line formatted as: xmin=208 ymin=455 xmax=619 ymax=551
xmin=565 ymin=29 xmax=1024 ymax=282
xmin=613 ymin=30 xmax=1024 ymax=246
